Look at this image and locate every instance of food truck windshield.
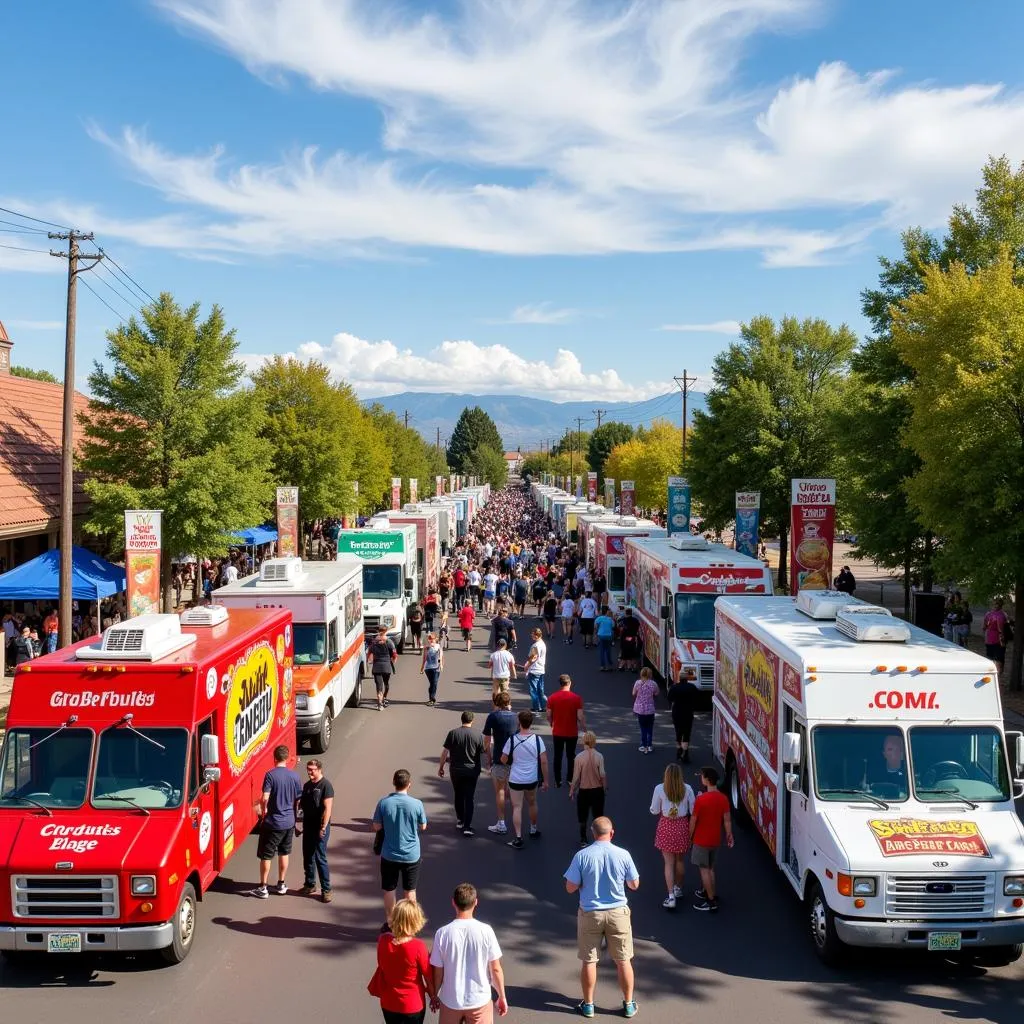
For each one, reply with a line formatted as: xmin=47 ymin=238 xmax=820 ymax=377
xmin=293 ymin=623 xmax=327 ymax=665
xmin=363 ymin=564 xmax=403 ymax=599
xmin=674 ymin=593 xmax=716 ymax=640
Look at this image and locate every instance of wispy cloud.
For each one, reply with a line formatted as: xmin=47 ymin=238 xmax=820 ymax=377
xmin=488 ymin=303 xmax=581 ymax=325
xmin=4 ymin=319 xmax=64 ymax=330
xmin=243 ymin=333 xmax=666 ymax=402
xmin=659 ymin=320 xmax=741 ymax=334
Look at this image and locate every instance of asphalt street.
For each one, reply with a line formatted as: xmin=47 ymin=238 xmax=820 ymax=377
xmin=2 ymin=616 xmax=1023 ymax=1024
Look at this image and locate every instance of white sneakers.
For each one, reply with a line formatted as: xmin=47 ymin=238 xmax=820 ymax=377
xmin=487 ymin=821 xmax=508 ymax=834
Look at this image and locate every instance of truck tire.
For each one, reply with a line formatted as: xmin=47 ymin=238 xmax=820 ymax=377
xmin=397 ymin=627 xmax=406 ymax=655
xmin=346 ymin=669 xmax=363 ymax=708
xmin=807 ymin=879 xmax=844 ymax=967
xmin=725 ymin=755 xmax=749 ymax=827
xmin=309 ymin=703 xmax=334 ymax=753
xmin=161 ymin=882 xmax=197 ymax=964
xmin=964 ymin=944 xmax=1024 ymax=968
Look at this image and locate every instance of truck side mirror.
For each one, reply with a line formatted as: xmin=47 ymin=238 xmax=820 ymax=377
xmin=1010 ymin=732 xmax=1024 ymax=777
xmin=201 ymin=733 xmax=220 ymax=767
xmin=782 ymin=731 xmax=802 ymax=766
xmin=784 ymin=772 xmax=801 ymax=793
xmin=659 ymin=605 xmax=671 ymax=620
xmin=203 ymin=766 xmax=221 ymax=784
xmin=405 ymin=577 xmax=414 ymax=591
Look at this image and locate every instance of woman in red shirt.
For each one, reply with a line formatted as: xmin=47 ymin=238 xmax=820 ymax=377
xmin=369 ymin=899 xmax=437 ymax=1022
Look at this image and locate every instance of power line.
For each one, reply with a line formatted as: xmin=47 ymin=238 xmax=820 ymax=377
xmin=79 ymin=277 xmax=128 ymax=324
xmin=0 ymin=204 xmax=70 ymax=230
xmin=0 ymin=241 xmax=51 ymax=254
xmin=95 ymin=246 xmax=156 ymax=304
xmin=92 ymin=261 xmax=145 ymax=317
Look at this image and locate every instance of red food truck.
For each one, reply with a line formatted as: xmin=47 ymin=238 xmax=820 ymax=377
xmin=0 ymin=605 xmax=293 ymax=964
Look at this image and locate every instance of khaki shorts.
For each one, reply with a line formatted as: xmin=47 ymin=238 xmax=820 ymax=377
xmin=490 ymin=764 xmax=510 ymax=783
xmin=492 ymin=678 xmax=510 ymax=693
xmin=577 ymin=905 xmax=633 ymax=963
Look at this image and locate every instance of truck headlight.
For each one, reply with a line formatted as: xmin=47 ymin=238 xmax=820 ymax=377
xmin=1004 ymin=877 xmax=1024 ymax=896
xmin=852 ymin=877 xmax=877 ymax=897
xmin=131 ymin=875 xmax=157 ymax=896
xmin=383 ymin=615 xmax=396 ymax=628
xmin=295 ymin=694 xmax=308 ymax=710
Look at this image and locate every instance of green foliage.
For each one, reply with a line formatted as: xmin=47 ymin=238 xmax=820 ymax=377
xmin=587 ymin=421 xmax=633 ymax=479
xmin=368 ymin=405 xmax=450 ymax=505
xmin=447 ymin=406 xmax=504 ymax=473
xmin=603 ymin=420 xmax=682 ymax=509
xmin=11 ymin=365 xmax=60 ymax=384
xmin=552 ymin=427 xmax=590 ymax=460
xmin=463 ymin=444 xmax=508 ymax=490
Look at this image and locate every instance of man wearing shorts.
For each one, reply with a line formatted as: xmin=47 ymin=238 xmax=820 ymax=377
xmin=372 ymin=769 xmax=428 ymax=927
xmin=459 ymin=600 xmax=477 ymax=652
xmin=690 ymin=766 xmax=733 ymax=912
xmin=577 ymin=591 xmax=598 ymax=649
xmin=488 ymin=639 xmax=517 ymax=698
xmin=249 ymin=744 xmax=303 ymax=899
xmin=369 ymin=625 xmax=397 ymax=711
xmin=564 ymin=816 xmax=640 ymax=1019
xmin=483 ymin=691 xmax=518 ymax=836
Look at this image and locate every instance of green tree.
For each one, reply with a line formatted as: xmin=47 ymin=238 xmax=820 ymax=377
xmin=587 ymin=421 xmax=634 ymax=480
xmin=367 ymin=405 xmax=449 ymax=506
xmin=79 ymin=294 xmax=272 ymax=611
xmin=894 ymin=250 xmax=1024 ymax=687
xmin=688 ymin=316 xmax=855 ymax=589
xmin=464 ymin=444 xmax=508 ymax=490
xmin=11 ymin=365 xmax=60 ymax=384
xmin=446 ymin=406 xmax=504 ymax=474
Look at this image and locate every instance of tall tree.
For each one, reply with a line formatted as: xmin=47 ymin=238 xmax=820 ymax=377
xmin=446 ymin=406 xmax=504 ymax=473
xmin=79 ymin=294 xmax=272 ymax=611
xmin=603 ymin=421 xmax=682 ymax=509
xmin=464 ymin=445 xmax=508 ymax=490
xmin=587 ymin=421 xmax=634 ymax=480
xmin=687 ymin=316 xmax=855 ymax=589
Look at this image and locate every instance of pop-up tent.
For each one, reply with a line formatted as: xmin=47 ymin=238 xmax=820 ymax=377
xmin=230 ymin=526 xmax=278 ymax=546
xmin=0 ymin=546 xmax=126 ymax=602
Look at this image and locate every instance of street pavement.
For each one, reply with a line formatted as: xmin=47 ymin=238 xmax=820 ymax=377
xmin=2 ymin=615 xmax=1024 ymax=1024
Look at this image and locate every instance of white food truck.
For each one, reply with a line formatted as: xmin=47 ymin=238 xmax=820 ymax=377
xmin=215 ymin=557 xmax=365 ymax=751
xmin=714 ymin=591 xmax=1024 ymax=966
xmin=590 ymin=517 xmax=665 ymax=610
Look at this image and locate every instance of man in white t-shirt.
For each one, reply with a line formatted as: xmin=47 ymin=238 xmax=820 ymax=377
xmin=500 ymin=710 xmax=549 ymax=848
xmin=431 ymin=881 xmax=508 ymax=1022
xmin=577 ymin=592 xmax=598 ymax=649
xmin=488 ymin=640 xmax=517 ymax=698
xmin=468 ymin=568 xmax=483 ymax=611
xmin=520 ymin=628 xmax=548 ymax=712
xmin=222 ymin=562 xmax=239 ymax=585
xmin=483 ymin=570 xmax=499 ymax=616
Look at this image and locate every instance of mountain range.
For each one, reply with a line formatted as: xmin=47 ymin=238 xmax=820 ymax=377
xmin=364 ymin=390 xmax=707 ymax=450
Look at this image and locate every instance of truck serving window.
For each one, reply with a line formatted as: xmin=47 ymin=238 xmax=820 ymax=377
xmin=812 ymin=726 xmax=910 ymax=802
xmin=93 ymin=728 xmax=189 ymax=809
xmin=608 ymin=566 xmax=626 ymax=593
xmin=673 ymin=594 xmax=716 ymax=640
xmin=909 ymin=726 xmax=1010 ymax=803
xmin=0 ymin=728 xmax=93 ymax=809
xmin=293 ymin=624 xmax=327 ymax=666
xmin=362 ymin=564 xmax=402 ymax=599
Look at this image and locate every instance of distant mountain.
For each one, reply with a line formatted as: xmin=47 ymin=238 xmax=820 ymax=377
xmin=363 ymin=390 xmax=706 ymax=449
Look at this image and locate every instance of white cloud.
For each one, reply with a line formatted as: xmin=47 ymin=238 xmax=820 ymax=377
xmin=4 ymin=319 xmax=64 ymax=330
xmin=659 ymin=320 xmax=741 ymax=334
xmin=59 ymin=0 xmax=1024 ymax=265
xmin=489 ymin=303 xmax=581 ymax=325
xmin=243 ymin=332 xmax=666 ymax=402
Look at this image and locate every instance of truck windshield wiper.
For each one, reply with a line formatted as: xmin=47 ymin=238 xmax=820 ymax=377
xmin=93 ymin=794 xmax=150 ymax=816
xmin=2 ymin=794 xmax=54 ymax=816
xmin=819 ymin=788 xmax=890 ymax=810
xmin=917 ymin=788 xmax=979 ymax=810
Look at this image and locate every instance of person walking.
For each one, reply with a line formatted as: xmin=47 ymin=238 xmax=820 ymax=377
xmin=370 ymin=625 xmax=399 ymax=711
xmin=483 ymin=691 xmax=518 ymax=837
xmin=649 ymin=763 xmax=695 ymax=910
xmin=468 ymin=566 xmax=483 ymax=611
xmin=43 ymin=608 xmax=59 ymax=655
xmin=563 ymin=816 xmax=640 ymax=1019
xmin=547 ymin=674 xmax=585 ymax=788
xmin=408 ymin=600 xmax=425 ymax=653
xmin=577 ymin=591 xmax=598 ymax=649
xmin=542 ymin=591 xmax=558 ymax=639
xmin=666 ymin=675 xmax=700 ymax=763
xmin=632 ymin=667 xmax=659 ymax=754
xmin=420 ymin=632 xmax=444 ymax=706
xmin=500 ymin=710 xmax=549 ymax=849
xmin=520 ymin=627 xmax=548 ymax=712
xmin=12 ymin=625 xmax=35 ymax=666
xmin=297 ymin=758 xmax=335 ymax=903
xmin=560 ymin=593 xmax=577 ymax=645
xmin=490 ymin=608 xmax=517 ymax=652
xmin=488 ymin=639 xmax=517 ymax=698
xmin=439 ymin=711 xmax=485 ymax=837
xmin=249 ymin=744 xmax=303 ymax=899
xmin=691 ymin=766 xmax=734 ymax=912
xmin=459 ymin=600 xmax=476 ymax=652
xmin=569 ymin=732 xmax=606 ymax=848
xmin=984 ymin=597 xmax=1010 ymax=671
xmin=373 ymin=769 xmax=428 ymax=926
xmin=430 ymin=882 xmax=509 ymax=1022
xmin=369 ymin=898 xmax=439 ymax=1024
xmin=594 ymin=607 xmax=615 ymax=672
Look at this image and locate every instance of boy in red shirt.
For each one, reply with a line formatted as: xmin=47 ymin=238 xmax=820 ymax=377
xmin=689 ymin=765 xmax=733 ymax=912
xmin=545 ymin=674 xmax=585 ymax=788
xmin=458 ymin=602 xmax=476 ymax=652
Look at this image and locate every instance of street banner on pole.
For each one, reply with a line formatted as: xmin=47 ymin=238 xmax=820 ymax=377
xmin=409 ymin=478 xmax=418 ymax=504
xmin=587 ymin=472 xmax=597 ymax=501
xmin=667 ymin=477 xmax=691 ymax=536
xmin=575 ymin=476 xmax=583 ymax=499
xmin=125 ymin=510 xmax=161 ymax=616
xmin=604 ymin=478 xmax=615 ymax=508
xmin=276 ymin=486 xmax=299 ymax=558
xmin=621 ymin=480 xmax=635 ymax=515
xmin=449 ymin=473 xmax=456 ymax=493
xmin=790 ymin=479 xmax=836 ymax=595
xmin=436 ymin=475 xmax=444 ymax=496
xmin=391 ymin=478 xmax=402 ymax=511
xmin=735 ymin=491 xmax=760 ymax=558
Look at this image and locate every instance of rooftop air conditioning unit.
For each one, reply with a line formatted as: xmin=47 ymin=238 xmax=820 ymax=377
xmin=835 ymin=609 xmax=910 ymax=643
xmin=180 ymin=604 xmax=229 ymax=628
xmin=259 ymin=557 xmax=304 ymax=584
xmin=77 ymin=614 xmax=196 ymax=662
xmin=797 ymin=591 xmax=866 ymax=620
xmin=617 ymin=516 xmax=639 ymax=527
xmin=668 ymin=535 xmax=710 ymax=551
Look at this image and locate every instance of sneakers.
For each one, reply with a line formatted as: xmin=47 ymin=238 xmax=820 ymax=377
xmin=638 ymin=745 xmax=647 ymax=753
xmin=321 ymin=891 xmax=333 ymax=903
xmin=694 ymin=888 xmax=708 ymax=901
xmin=249 ymin=885 xmax=269 ymax=899
xmin=382 ymin=699 xmax=390 ymax=708
xmin=273 ymin=880 xmax=288 ymax=895
xmin=529 ymin=825 xmax=541 ymax=838
xmin=576 ymin=1002 xmax=596 ymax=1019
xmin=507 ymin=836 xmax=524 ymax=849
xmin=456 ymin=821 xmax=464 ymax=830
xmin=672 ymin=885 xmax=683 ymax=898
xmin=662 ymin=894 xmax=677 ymax=909
xmin=693 ymin=898 xmax=719 ymax=912
xmin=622 ymin=1000 xmax=638 ymax=1018
xmin=463 ymin=828 xmax=475 ymax=837
xmin=488 ymin=821 xmax=508 ymax=834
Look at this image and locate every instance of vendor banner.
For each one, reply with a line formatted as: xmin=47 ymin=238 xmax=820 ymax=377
xmin=409 ymin=478 xmax=418 ymax=504
xmin=276 ymin=487 xmax=299 ymax=559
xmin=667 ymin=477 xmax=691 ymax=536
xmin=125 ymin=510 xmax=161 ymax=617
xmin=575 ymin=476 xmax=583 ymax=499
xmin=604 ymin=478 xmax=614 ymax=508
xmin=587 ymin=472 xmax=598 ymax=501
xmin=790 ymin=478 xmax=836 ymax=595
xmin=436 ymin=474 xmax=444 ymax=496
xmin=449 ymin=473 xmax=456 ymax=493
xmin=735 ymin=491 xmax=761 ymax=558
xmin=391 ymin=477 xmax=402 ymax=510
xmin=621 ymin=480 xmax=635 ymax=516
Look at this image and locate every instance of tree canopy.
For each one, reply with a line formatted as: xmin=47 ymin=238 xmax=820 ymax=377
xmin=587 ymin=421 xmax=634 ymax=481
xmin=447 ymin=406 xmax=504 ymax=473
xmin=11 ymin=365 xmax=60 ymax=384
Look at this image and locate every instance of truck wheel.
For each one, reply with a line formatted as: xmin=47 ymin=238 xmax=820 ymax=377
xmin=966 ymin=944 xmax=1023 ymax=968
xmin=725 ymin=756 xmax=749 ymax=826
xmin=807 ymin=880 xmax=844 ymax=967
xmin=161 ymin=882 xmax=197 ymax=965
xmin=397 ymin=630 xmax=406 ymax=654
xmin=346 ymin=670 xmax=363 ymax=708
xmin=309 ymin=704 xmax=334 ymax=753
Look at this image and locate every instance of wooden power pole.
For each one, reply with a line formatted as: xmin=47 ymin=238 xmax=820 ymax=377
xmin=673 ymin=372 xmax=698 ymax=470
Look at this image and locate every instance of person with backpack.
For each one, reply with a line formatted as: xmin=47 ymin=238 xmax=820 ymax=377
xmin=500 ymin=710 xmax=549 ymax=850
xmin=370 ymin=626 xmax=399 ymax=711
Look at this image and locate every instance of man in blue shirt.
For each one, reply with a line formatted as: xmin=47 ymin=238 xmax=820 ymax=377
xmin=250 ymin=744 xmax=303 ymax=899
xmin=564 ymin=816 xmax=640 ymax=1019
xmin=373 ymin=769 xmax=428 ymax=925
xmin=594 ymin=610 xmax=616 ymax=672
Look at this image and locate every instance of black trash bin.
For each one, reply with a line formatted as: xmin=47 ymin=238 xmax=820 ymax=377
xmin=912 ymin=590 xmax=946 ymax=637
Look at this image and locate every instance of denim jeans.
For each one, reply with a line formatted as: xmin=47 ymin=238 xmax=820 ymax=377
xmin=637 ymin=714 xmax=655 ymax=748
xmin=425 ymin=668 xmax=440 ymax=701
xmin=302 ymin=824 xmax=331 ymax=891
xmin=597 ymin=636 xmax=613 ymax=668
xmin=527 ymin=673 xmax=547 ymax=711
xmin=46 ymin=633 xmax=58 ymax=655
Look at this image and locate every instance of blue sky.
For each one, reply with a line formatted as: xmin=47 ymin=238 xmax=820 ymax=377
xmin=3 ymin=0 xmax=1024 ymax=401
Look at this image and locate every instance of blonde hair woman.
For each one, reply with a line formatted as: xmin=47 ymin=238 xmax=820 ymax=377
xmin=649 ymin=762 xmax=696 ymax=909
xmin=420 ymin=631 xmax=444 ymax=706
xmin=368 ymin=898 xmax=438 ymax=1022
xmin=569 ymin=731 xmax=606 ymax=847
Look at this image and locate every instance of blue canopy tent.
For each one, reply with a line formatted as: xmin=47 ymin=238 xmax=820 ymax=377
xmin=0 ymin=546 xmax=127 ymax=602
xmin=230 ymin=526 xmax=278 ymax=547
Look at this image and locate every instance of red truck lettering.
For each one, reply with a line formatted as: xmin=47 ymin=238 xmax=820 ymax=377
xmin=870 ymin=690 xmax=939 ymax=710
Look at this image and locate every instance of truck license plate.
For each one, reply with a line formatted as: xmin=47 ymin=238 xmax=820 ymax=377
xmin=927 ymin=931 xmax=962 ymax=952
xmin=47 ymin=932 xmax=82 ymax=953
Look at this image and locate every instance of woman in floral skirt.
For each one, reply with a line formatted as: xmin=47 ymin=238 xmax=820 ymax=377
xmin=649 ymin=762 xmax=696 ymax=909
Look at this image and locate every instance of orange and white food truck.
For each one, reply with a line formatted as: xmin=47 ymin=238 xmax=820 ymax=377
xmin=590 ymin=517 xmax=665 ymax=610
xmin=625 ymin=535 xmax=772 ymax=689
xmin=0 ymin=606 xmax=294 ymax=963
xmin=215 ymin=557 xmax=365 ymax=751
xmin=714 ymin=591 xmax=1024 ymax=966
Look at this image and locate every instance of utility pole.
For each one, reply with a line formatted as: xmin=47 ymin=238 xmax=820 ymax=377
xmin=673 ymin=372 xmax=699 ymax=471
xmin=49 ymin=230 xmax=102 ymax=649
xmin=436 ymin=426 xmax=441 ymax=450
xmin=404 ymin=410 xmax=410 ymax=429
xmin=593 ymin=408 xmax=606 ymax=429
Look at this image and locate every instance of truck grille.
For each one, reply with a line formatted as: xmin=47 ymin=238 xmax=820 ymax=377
xmin=885 ymin=873 xmax=993 ymax=918
xmin=12 ymin=875 xmax=119 ymax=919
xmin=363 ymin=615 xmax=381 ymax=631
xmin=698 ymin=665 xmax=715 ymax=689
